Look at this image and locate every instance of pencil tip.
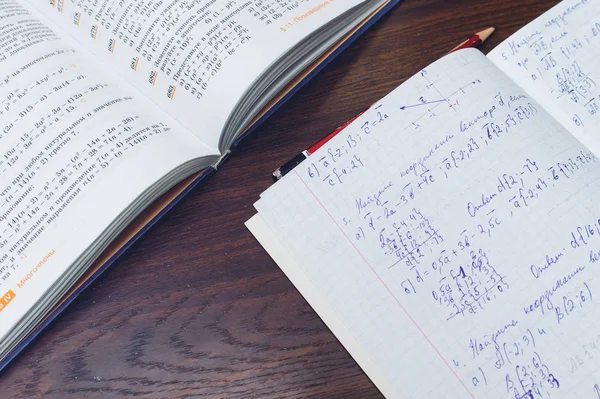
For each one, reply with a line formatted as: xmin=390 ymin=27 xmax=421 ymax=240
xmin=477 ymin=27 xmax=496 ymax=42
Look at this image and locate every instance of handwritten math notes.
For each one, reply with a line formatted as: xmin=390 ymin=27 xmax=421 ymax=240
xmin=490 ymin=0 xmax=600 ymax=154
xmin=252 ymin=48 xmax=600 ymax=398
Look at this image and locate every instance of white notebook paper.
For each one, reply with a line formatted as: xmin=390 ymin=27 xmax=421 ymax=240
xmin=248 ymin=1 xmax=600 ymax=397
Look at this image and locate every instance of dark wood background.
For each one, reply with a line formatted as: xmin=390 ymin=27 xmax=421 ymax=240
xmin=1 ymin=1 xmax=560 ymax=397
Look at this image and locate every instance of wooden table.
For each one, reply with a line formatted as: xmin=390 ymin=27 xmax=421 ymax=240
xmin=1 ymin=1 xmax=560 ymax=397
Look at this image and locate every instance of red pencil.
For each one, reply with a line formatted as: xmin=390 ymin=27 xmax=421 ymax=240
xmin=271 ymin=111 xmax=366 ymax=180
xmin=272 ymin=27 xmax=496 ymax=181
xmin=448 ymin=27 xmax=495 ymax=53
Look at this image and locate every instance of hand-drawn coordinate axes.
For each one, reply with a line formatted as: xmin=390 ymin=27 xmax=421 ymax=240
xmin=398 ymin=80 xmax=481 ymax=111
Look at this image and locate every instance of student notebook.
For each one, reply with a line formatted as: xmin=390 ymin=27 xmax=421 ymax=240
xmin=0 ymin=0 xmax=401 ymax=372
xmin=248 ymin=0 xmax=600 ymax=397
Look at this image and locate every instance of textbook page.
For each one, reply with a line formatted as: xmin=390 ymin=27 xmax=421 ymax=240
xmin=488 ymin=0 xmax=600 ymax=155
xmin=253 ymin=49 xmax=600 ymax=398
xmin=32 ymin=0 xmax=376 ymax=151
xmin=0 ymin=2 xmax=215 ymax=346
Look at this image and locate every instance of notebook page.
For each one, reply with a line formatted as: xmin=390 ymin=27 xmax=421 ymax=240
xmin=253 ymin=49 xmax=600 ymax=398
xmin=488 ymin=0 xmax=600 ymax=155
xmin=245 ymin=213 xmax=396 ymax=397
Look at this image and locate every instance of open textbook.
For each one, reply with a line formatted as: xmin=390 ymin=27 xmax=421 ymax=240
xmin=0 ymin=0 xmax=399 ymax=370
xmin=247 ymin=0 xmax=600 ymax=398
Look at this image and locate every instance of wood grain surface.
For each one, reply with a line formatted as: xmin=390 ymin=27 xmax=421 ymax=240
xmin=1 ymin=1 xmax=560 ymax=398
